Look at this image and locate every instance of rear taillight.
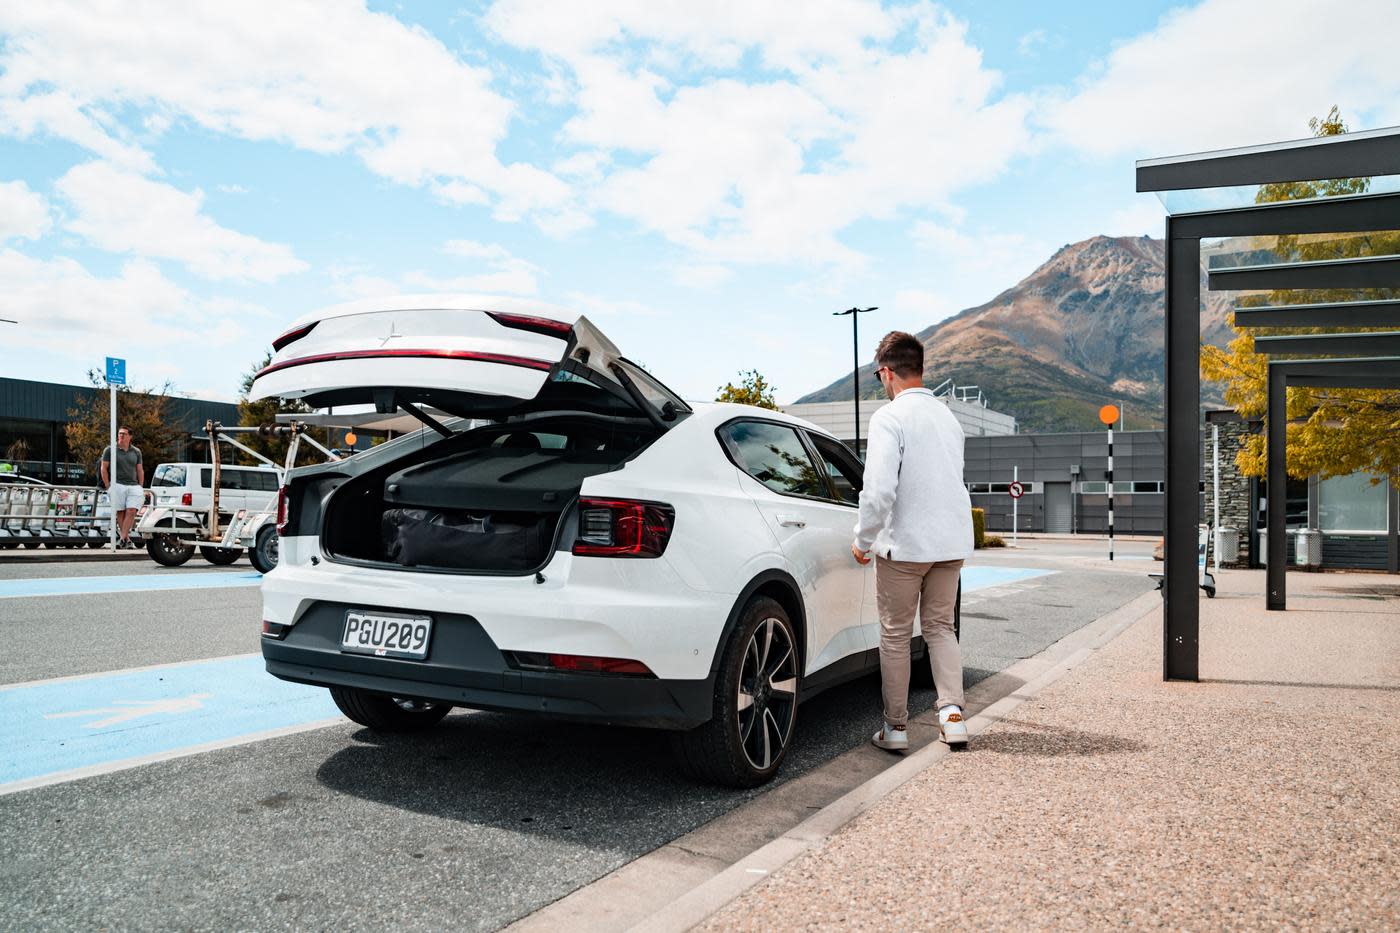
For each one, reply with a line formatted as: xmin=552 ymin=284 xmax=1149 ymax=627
xmin=547 ymin=654 xmax=653 ymax=675
xmin=271 ymin=320 xmax=318 ymax=352
xmin=507 ymin=651 xmax=654 ymax=676
xmin=486 ymin=311 xmax=572 ymax=339
xmin=181 ymin=492 xmax=192 ymax=506
xmin=572 ymin=498 xmax=674 ymax=558
xmin=276 ymin=486 xmax=289 ymax=534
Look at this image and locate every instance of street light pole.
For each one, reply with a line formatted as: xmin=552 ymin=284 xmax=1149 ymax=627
xmin=833 ymin=306 xmax=876 ymax=455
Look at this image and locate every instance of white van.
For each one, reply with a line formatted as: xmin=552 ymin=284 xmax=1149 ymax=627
xmin=150 ymin=462 xmax=280 ymax=515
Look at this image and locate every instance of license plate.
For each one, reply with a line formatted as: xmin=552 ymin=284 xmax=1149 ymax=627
xmin=341 ymin=610 xmax=432 ymax=660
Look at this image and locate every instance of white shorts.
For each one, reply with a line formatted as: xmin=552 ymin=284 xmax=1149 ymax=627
xmin=110 ymin=483 xmax=144 ymax=511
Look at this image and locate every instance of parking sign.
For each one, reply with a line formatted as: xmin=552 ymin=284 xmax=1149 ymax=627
xmin=105 ymin=357 xmax=126 ymax=386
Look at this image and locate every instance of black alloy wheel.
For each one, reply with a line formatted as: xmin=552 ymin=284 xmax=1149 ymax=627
xmin=329 ymin=686 xmax=452 ymax=732
xmin=147 ymin=534 xmax=195 ymax=566
xmin=672 ymin=596 xmax=800 ymax=788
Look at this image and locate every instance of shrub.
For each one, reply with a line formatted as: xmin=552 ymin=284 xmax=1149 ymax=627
xmin=983 ymin=534 xmax=1007 ymax=548
xmin=971 ymin=508 xmax=986 ymax=548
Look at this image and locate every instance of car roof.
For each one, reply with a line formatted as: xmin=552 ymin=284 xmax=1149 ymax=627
xmin=684 ymin=402 xmax=837 ymax=440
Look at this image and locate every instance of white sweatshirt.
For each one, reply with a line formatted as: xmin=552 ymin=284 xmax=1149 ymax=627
xmin=853 ymin=388 xmax=974 ymax=563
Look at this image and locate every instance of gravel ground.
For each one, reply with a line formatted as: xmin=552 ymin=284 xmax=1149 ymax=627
xmin=700 ymin=570 xmax=1400 ymax=931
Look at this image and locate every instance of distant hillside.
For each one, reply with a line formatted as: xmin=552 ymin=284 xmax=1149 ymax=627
xmin=797 ymin=235 xmax=1233 ymax=432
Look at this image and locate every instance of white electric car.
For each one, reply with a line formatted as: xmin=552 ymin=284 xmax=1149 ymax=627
xmin=252 ymin=295 xmax=938 ymax=787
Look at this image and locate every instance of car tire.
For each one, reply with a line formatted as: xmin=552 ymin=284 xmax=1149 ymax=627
xmin=249 ymin=526 xmax=278 ymax=574
xmin=672 ymin=596 xmax=800 ymax=788
xmin=147 ymin=534 xmax=195 ymax=567
xmin=329 ymin=686 xmax=452 ymax=732
xmin=200 ymin=545 xmax=244 ymax=565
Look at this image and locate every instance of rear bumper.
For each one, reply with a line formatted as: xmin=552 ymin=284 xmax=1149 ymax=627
xmin=262 ymin=600 xmax=714 ymax=729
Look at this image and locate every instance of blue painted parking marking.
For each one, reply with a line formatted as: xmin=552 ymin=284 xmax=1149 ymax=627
xmin=0 ymin=571 xmax=262 ymax=599
xmin=960 ymin=565 xmax=1052 ymax=590
xmin=1 ymin=564 xmax=1053 ymax=792
xmin=0 ymin=655 xmax=338 ymax=790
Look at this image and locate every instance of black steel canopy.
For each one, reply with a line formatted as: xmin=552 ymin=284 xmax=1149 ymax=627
xmin=1136 ymin=124 xmax=1400 ymax=681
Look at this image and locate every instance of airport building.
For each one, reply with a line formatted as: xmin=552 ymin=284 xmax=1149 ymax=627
xmin=0 ymin=377 xmax=239 ymax=485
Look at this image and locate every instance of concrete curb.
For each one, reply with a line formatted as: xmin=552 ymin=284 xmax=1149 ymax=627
xmin=627 ymin=588 xmax=1162 ymax=933
xmin=0 ymin=549 xmax=149 ymax=563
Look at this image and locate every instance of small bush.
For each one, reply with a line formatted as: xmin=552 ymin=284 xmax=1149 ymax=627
xmin=971 ymin=508 xmax=986 ymax=548
xmin=983 ymin=535 xmax=1007 ymax=548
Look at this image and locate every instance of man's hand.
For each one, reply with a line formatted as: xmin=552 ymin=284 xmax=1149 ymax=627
xmin=851 ymin=542 xmax=871 ymax=565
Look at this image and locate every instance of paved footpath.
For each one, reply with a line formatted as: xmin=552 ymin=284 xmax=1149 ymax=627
xmin=691 ymin=569 xmax=1399 ymax=932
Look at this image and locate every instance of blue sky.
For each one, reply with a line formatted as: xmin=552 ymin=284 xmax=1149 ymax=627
xmin=1 ymin=1 xmax=1395 ymax=405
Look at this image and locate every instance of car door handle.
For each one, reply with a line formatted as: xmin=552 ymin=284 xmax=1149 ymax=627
xmin=776 ymin=514 xmax=807 ymax=528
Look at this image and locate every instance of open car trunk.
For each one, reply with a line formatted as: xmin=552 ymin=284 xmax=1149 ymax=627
xmin=250 ymin=296 xmax=690 ymax=574
xmin=322 ymin=418 xmax=660 ymax=574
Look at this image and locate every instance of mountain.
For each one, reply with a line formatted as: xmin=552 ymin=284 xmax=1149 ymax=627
xmin=796 ymin=235 xmax=1234 ymax=432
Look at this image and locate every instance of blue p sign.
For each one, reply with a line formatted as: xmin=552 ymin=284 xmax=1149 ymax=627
xmin=105 ymin=357 xmax=126 ymax=386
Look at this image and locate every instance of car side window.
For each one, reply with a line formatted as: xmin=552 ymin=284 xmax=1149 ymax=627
xmin=808 ymin=434 xmax=862 ymax=506
xmin=720 ymin=421 xmax=828 ymax=499
xmin=200 ymin=468 xmax=211 ymax=488
xmin=223 ymin=470 xmax=246 ymax=490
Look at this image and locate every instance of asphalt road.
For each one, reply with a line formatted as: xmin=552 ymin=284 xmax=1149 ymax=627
xmin=0 ymin=546 xmax=1154 ymax=931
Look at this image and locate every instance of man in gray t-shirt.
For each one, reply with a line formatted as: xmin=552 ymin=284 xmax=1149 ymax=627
xmin=101 ymin=426 xmax=145 ymax=548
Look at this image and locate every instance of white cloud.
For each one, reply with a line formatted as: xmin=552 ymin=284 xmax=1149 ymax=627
xmin=438 ymin=239 xmax=541 ymax=294
xmin=327 ymin=241 xmax=542 ymax=300
xmin=911 ymin=222 xmax=1051 ymax=282
xmin=564 ymin=290 xmax=665 ymax=317
xmin=0 ymin=1 xmax=573 ymax=228
xmin=1103 ymin=196 xmax=1167 ymax=238
xmin=55 ymin=162 xmax=307 ymax=283
xmin=0 ymin=90 xmax=156 ymax=173
xmin=486 ymin=1 xmax=1032 ymax=267
xmin=0 ymin=249 xmax=196 ymax=348
xmin=0 ymin=180 xmax=50 ymax=241
xmin=673 ymin=263 xmax=733 ymax=289
xmin=890 ymin=288 xmax=960 ymax=325
xmin=1044 ymin=0 xmax=1400 ymax=157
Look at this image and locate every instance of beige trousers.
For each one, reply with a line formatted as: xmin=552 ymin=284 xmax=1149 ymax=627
xmin=875 ymin=557 xmax=964 ymax=725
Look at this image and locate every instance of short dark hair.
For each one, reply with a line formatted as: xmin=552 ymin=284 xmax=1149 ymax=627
xmin=117 ymin=426 xmax=132 ymax=435
xmin=875 ymin=331 xmax=924 ymax=379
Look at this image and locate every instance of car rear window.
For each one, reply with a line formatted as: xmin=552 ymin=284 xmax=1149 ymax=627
xmin=151 ymin=464 xmax=186 ymax=487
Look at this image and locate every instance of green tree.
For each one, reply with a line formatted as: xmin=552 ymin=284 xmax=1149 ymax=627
xmin=716 ymin=369 xmax=780 ymax=410
xmin=1200 ymin=107 xmax=1400 ymax=487
xmin=65 ymin=372 xmax=184 ymax=481
xmin=236 ymin=352 xmax=318 ymax=466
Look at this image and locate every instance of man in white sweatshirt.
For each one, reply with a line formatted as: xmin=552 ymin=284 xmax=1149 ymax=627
xmin=852 ymin=331 xmax=974 ymax=751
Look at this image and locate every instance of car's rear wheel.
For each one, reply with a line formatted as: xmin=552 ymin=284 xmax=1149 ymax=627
xmin=329 ymin=686 xmax=452 ymax=732
xmin=672 ymin=596 xmax=799 ymax=788
xmin=200 ymin=545 xmax=243 ymax=565
xmin=249 ymin=526 xmax=278 ymax=574
xmin=147 ymin=534 xmax=194 ymax=566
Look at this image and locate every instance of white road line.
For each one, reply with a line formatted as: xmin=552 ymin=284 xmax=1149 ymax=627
xmin=0 ymin=716 xmax=346 ymax=797
xmin=0 ymin=653 xmax=260 ymax=692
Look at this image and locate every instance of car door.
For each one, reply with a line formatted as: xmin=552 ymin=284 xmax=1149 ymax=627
xmin=719 ymin=420 xmax=868 ymax=678
xmin=804 ymin=432 xmax=881 ymax=648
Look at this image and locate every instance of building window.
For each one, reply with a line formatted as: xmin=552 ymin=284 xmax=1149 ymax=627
xmin=1319 ymin=473 xmax=1390 ymax=533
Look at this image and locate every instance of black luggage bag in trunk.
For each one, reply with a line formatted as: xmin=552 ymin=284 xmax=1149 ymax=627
xmin=381 ymin=508 xmax=550 ymax=571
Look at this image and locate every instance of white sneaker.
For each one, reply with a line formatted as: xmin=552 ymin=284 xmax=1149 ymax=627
xmin=871 ymin=721 xmax=909 ymax=753
xmin=938 ymin=705 xmax=968 ymax=746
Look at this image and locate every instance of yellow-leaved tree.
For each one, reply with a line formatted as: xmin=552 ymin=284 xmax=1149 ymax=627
xmin=716 ymin=370 xmax=780 ymax=410
xmin=1200 ymin=107 xmax=1400 ymax=487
